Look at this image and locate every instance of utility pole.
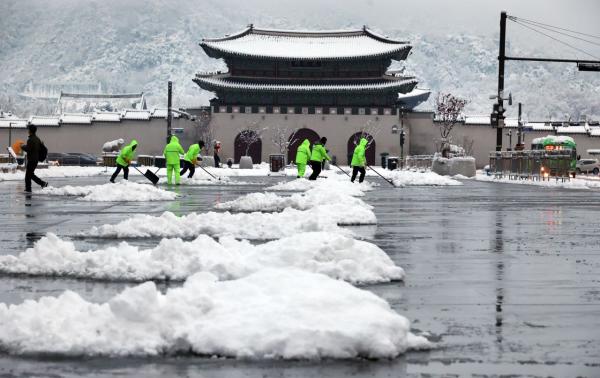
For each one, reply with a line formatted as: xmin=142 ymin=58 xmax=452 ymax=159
xmin=8 ymin=122 xmax=13 ymax=148
xmin=517 ymin=102 xmax=523 ymax=149
xmin=496 ymin=11 xmax=507 ymax=152
xmin=167 ymin=81 xmax=173 ymax=138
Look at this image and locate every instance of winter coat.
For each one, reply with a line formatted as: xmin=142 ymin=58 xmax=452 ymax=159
xmin=163 ymin=135 xmax=184 ymax=165
xmin=116 ymin=139 xmax=137 ymax=167
xmin=21 ymin=134 xmax=42 ymax=163
xmin=295 ymin=139 xmax=311 ymax=164
xmin=351 ymin=138 xmax=368 ymax=167
xmin=310 ymin=142 xmax=331 ymax=162
xmin=184 ymin=143 xmax=201 ymax=163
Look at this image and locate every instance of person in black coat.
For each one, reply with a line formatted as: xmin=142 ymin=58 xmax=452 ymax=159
xmin=20 ymin=125 xmax=48 ymax=192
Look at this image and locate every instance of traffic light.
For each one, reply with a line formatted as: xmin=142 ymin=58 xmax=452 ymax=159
xmin=491 ymin=103 xmax=506 ymax=128
xmin=400 ymin=130 xmax=406 ymax=146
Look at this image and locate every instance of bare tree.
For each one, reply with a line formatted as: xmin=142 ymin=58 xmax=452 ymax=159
xmin=238 ymin=121 xmax=267 ymax=156
xmin=271 ymin=125 xmax=298 ymax=160
xmin=435 ymin=93 xmax=468 ymax=155
xmin=194 ymin=109 xmax=214 ymax=154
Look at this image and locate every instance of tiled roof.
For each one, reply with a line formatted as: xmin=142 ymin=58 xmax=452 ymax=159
xmin=201 ymin=26 xmax=411 ymax=61
xmin=29 ymin=116 xmax=60 ymax=127
xmin=60 ymin=113 xmax=92 ymax=124
xmin=92 ymin=112 xmax=122 ymax=122
xmin=121 ymin=110 xmax=151 ymax=120
xmin=194 ymin=74 xmax=418 ymax=93
xmin=0 ymin=119 xmax=28 ymax=128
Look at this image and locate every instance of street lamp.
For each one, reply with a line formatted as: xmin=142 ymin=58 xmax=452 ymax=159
xmin=8 ymin=122 xmax=14 ymax=148
xmin=505 ymin=130 xmax=512 ymax=151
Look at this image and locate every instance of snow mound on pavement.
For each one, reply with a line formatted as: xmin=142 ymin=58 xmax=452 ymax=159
xmin=0 ymin=269 xmax=430 ymax=357
xmin=266 ymin=177 xmax=373 ymax=196
xmin=160 ymin=176 xmax=254 ymax=186
xmin=0 ymin=232 xmax=403 ymax=284
xmin=387 ymin=170 xmax=463 ymax=187
xmin=40 ymin=181 xmax=178 ymax=201
xmin=215 ymin=188 xmax=370 ymax=212
xmin=84 ymin=203 xmax=375 ymax=239
xmin=0 ymin=166 xmax=109 ymax=182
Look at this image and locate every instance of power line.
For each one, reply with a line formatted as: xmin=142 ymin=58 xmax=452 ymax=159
xmin=509 ymin=15 xmax=600 ymax=40
xmin=511 ymin=17 xmax=600 ymax=48
xmin=510 ymin=19 xmax=600 ymax=60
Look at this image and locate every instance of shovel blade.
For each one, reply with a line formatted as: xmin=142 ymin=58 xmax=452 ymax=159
xmin=144 ymin=169 xmax=160 ymax=185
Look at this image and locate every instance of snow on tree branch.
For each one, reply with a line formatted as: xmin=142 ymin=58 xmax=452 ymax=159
xmin=237 ymin=121 xmax=268 ymax=156
xmin=435 ymin=92 xmax=468 ymax=148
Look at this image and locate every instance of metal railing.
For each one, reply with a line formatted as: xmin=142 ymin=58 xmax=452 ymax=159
xmin=405 ymin=155 xmax=434 ymax=170
xmin=489 ymin=150 xmax=573 ymax=181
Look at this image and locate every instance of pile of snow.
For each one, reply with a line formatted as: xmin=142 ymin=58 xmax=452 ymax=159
xmin=267 ymin=177 xmax=373 ymax=196
xmin=475 ymin=173 xmax=597 ymax=190
xmin=84 ymin=204 xmax=375 ymax=239
xmin=216 ymin=188 xmax=370 ymax=212
xmin=386 ymin=170 xmax=463 ymax=187
xmin=0 ymin=232 xmax=403 ymax=284
xmin=40 ymin=181 xmax=178 ymax=201
xmin=0 ymin=269 xmax=430 ymax=357
xmin=161 ymin=175 xmax=253 ymax=186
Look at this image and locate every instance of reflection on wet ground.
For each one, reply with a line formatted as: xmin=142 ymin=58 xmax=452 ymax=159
xmin=0 ymin=175 xmax=599 ymax=377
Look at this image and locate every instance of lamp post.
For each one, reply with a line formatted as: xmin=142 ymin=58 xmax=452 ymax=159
xmin=505 ymin=130 xmax=512 ymax=151
xmin=8 ymin=122 xmax=13 ymax=148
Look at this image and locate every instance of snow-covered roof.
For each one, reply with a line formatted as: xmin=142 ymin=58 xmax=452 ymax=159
xmin=589 ymin=128 xmax=600 ymax=137
xmin=532 ymin=135 xmax=575 ymax=145
xmin=121 ymin=110 xmax=150 ymax=120
xmin=92 ymin=112 xmax=122 ymax=122
xmin=194 ymin=74 xmax=417 ymax=93
xmin=60 ymin=113 xmax=92 ymax=124
xmin=556 ymin=125 xmax=588 ymax=134
xmin=29 ymin=116 xmax=60 ymax=127
xmin=528 ymin=122 xmax=554 ymax=131
xmin=201 ymin=25 xmax=411 ymax=61
xmin=464 ymin=115 xmax=490 ymax=125
xmin=0 ymin=119 xmax=28 ymax=128
xmin=150 ymin=108 xmax=181 ymax=119
xmin=397 ymin=88 xmax=431 ymax=109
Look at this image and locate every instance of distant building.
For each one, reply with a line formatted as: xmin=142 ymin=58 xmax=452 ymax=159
xmin=194 ymin=25 xmax=431 ymax=164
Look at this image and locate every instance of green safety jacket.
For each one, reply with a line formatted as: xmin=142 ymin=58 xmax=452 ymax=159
xmin=310 ymin=142 xmax=331 ymax=162
xmin=184 ymin=143 xmax=201 ymax=163
xmin=351 ymin=138 xmax=368 ymax=167
xmin=163 ymin=135 xmax=184 ymax=165
xmin=295 ymin=139 xmax=311 ymax=164
xmin=116 ymin=139 xmax=137 ymax=167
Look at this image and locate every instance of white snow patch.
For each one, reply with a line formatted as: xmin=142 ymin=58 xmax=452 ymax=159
xmin=171 ymin=176 xmax=253 ymax=186
xmin=215 ymin=188 xmax=370 ymax=212
xmin=0 ymin=232 xmax=403 ymax=284
xmin=475 ymin=173 xmax=596 ymax=190
xmin=266 ymin=177 xmax=373 ymax=196
xmin=40 ymin=181 xmax=178 ymax=201
xmin=84 ymin=204 xmax=375 ymax=239
xmin=0 ymin=166 xmax=109 ymax=182
xmin=386 ymin=170 xmax=463 ymax=187
xmin=0 ymin=269 xmax=430 ymax=357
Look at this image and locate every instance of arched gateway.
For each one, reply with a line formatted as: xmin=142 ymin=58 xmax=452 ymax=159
xmin=347 ymin=132 xmax=376 ymax=165
xmin=288 ymin=128 xmax=320 ymax=163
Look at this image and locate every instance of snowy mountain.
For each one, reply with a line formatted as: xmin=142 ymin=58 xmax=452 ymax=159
xmin=1 ymin=0 xmax=598 ymax=119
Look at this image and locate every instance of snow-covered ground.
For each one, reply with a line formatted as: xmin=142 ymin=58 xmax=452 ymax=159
xmin=216 ymin=188 xmax=370 ymax=212
xmin=266 ymin=177 xmax=374 ymax=196
xmin=0 ymin=269 xmax=430 ymax=358
xmin=383 ymin=170 xmax=463 ymax=187
xmin=40 ymin=181 xmax=178 ymax=201
xmin=0 ymin=232 xmax=403 ymax=284
xmin=0 ymin=166 xmax=109 ymax=182
xmin=83 ymin=204 xmax=376 ymax=240
xmin=474 ymin=173 xmax=600 ymax=190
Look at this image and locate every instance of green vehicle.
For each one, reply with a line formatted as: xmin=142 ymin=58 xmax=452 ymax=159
xmin=531 ymin=135 xmax=577 ymax=178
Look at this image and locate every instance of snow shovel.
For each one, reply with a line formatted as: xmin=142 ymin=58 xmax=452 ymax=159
xmin=367 ymin=165 xmax=395 ymax=187
xmin=198 ymin=165 xmax=220 ymax=180
xmin=332 ymin=163 xmax=351 ymax=178
xmin=132 ymin=166 xmax=160 ymax=185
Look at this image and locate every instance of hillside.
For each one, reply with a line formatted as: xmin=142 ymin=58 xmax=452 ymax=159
xmin=1 ymin=0 xmax=598 ymax=119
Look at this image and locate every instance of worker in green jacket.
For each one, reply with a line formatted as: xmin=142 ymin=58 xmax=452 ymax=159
xmin=350 ymin=137 xmax=368 ymax=183
xmin=180 ymin=140 xmax=205 ymax=178
xmin=163 ymin=135 xmax=185 ymax=185
xmin=110 ymin=139 xmax=137 ymax=183
xmin=295 ymin=139 xmax=311 ymax=178
xmin=308 ymin=137 xmax=330 ymax=180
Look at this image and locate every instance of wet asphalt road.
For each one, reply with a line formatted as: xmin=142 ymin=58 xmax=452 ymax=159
xmin=0 ymin=174 xmax=599 ymax=377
